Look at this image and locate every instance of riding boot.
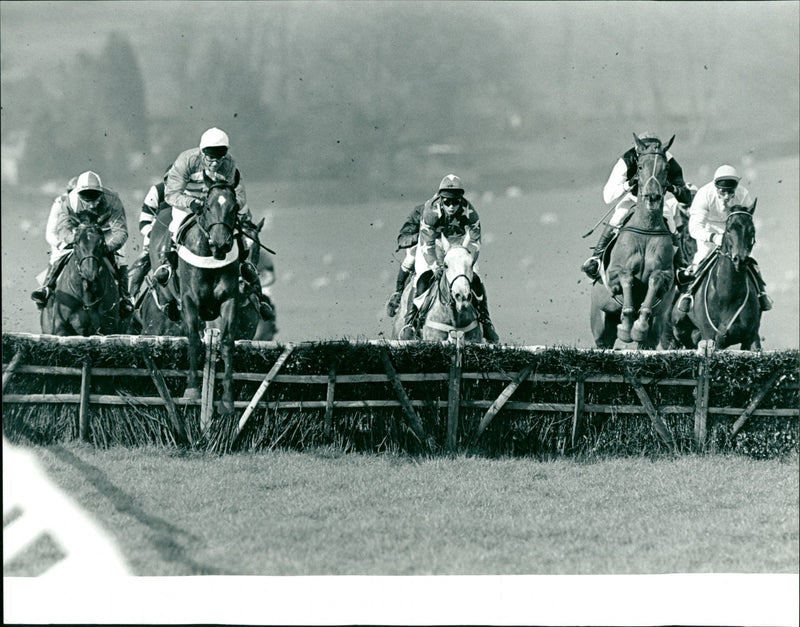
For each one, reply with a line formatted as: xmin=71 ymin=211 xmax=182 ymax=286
xmin=471 ymin=276 xmax=500 ymax=343
xmin=581 ymin=223 xmax=616 ymax=280
xmin=671 ymin=232 xmax=692 ymax=285
xmin=399 ymin=301 xmax=420 ymax=340
xmin=31 ymin=264 xmax=57 ymax=308
xmin=675 ymin=269 xmax=698 ymax=320
xmin=240 ymin=261 xmax=274 ymax=321
xmin=128 ymin=252 xmax=150 ymax=300
xmin=31 ymin=254 xmax=70 ymax=308
xmin=117 ymin=265 xmax=134 ymax=318
xmin=387 ymin=267 xmax=410 ymax=317
xmin=747 ymin=259 xmax=774 ymax=311
xmin=153 ymin=238 xmax=176 ymax=285
xmin=400 ymin=272 xmax=432 ymax=340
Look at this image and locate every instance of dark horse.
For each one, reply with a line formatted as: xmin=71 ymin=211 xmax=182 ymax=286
xmin=668 ymin=201 xmax=762 ymax=351
xmin=146 ymin=181 xmax=241 ymax=414
xmin=229 ymin=217 xmax=278 ymax=341
xmin=393 ymin=240 xmax=483 ymax=343
xmin=40 ymin=214 xmax=120 ymax=336
xmin=139 ymin=210 xmax=275 ymax=342
xmin=590 ymin=133 xmax=676 ymax=348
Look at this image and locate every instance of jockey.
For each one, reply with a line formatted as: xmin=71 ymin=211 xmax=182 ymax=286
xmin=398 ymin=174 xmax=499 ymax=343
xmin=128 ymin=166 xmax=171 ymax=300
xmin=386 ymin=202 xmax=425 ymax=317
xmin=675 ymin=165 xmax=773 ymax=317
xmin=31 ymin=170 xmax=134 ymax=317
xmin=153 ymin=127 xmax=274 ymax=321
xmin=581 ymin=132 xmax=693 ymax=281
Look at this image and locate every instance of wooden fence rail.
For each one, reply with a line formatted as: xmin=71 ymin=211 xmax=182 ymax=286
xmin=3 ymin=335 xmax=798 ymax=453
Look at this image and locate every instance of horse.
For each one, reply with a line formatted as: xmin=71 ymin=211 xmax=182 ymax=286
xmin=40 ymin=214 xmax=121 ymax=336
xmin=668 ymin=201 xmax=762 ymax=351
xmin=229 ymin=217 xmax=278 ymax=342
xmin=134 ymin=207 xmax=185 ymax=336
xmin=138 ymin=210 xmax=276 ymax=342
xmin=590 ymin=133 xmax=676 ymax=349
xmin=144 ymin=181 xmax=241 ymax=414
xmin=392 ymin=239 xmax=483 ymax=343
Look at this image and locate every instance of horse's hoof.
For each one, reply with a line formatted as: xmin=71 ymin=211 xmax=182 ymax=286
xmin=616 ymin=325 xmax=632 ymax=343
xmin=696 ymin=340 xmax=716 ymax=357
xmin=183 ymin=387 xmax=200 ymax=400
xmin=215 ymin=399 xmax=234 ymax=416
xmin=631 ymin=321 xmax=648 ymax=342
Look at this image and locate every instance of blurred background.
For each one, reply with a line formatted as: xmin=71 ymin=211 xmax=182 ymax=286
xmin=2 ymin=1 xmax=798 ymax=347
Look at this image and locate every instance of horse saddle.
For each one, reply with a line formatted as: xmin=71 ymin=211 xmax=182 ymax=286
xmin=175 ymin=214 xmax=198 ymax=246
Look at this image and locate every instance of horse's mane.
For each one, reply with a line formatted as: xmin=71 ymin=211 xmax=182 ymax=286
xmin=65 ymin=210 xmax=102 ymax=233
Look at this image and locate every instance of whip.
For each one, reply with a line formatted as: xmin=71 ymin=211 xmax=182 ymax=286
xmin=581 ymin=204 xmax=615 ymax=239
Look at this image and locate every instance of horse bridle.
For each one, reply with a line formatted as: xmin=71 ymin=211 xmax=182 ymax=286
xmin=194 ymin=182 xmax=238 ymax=247
xmin=718 ymin=210 xmax=755 ymax=263
xmin=636 ymin=146 xmax=668 ymax=201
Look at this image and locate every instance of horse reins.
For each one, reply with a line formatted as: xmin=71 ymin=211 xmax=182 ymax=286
xmin=703 ymin=262 xmax=752 ymax=335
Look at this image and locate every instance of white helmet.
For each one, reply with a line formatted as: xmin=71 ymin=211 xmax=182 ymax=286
xmin=74 ymin=171 xmax=103 ymax=193
xmin=713 ymin=164 xmax=740 ymax=185
xmin=199 ymin=127 xmax=230 ymax=150
xmin=438 ymin=174 xmax=464 ymax=198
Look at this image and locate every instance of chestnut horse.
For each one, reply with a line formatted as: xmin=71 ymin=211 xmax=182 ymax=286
xmin=591 ymin=133 xmax=676 ymax=348
xmin=668 ymin=201 xmax=762 ymax=351
xmin=40 ymin=214 xmax=120 ymax=336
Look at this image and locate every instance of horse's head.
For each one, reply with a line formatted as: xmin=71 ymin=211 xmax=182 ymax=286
xmin=441 ymin=244 xmax=475 ymax=313
xmin=721 ymin=200 xmax=757 ymax=272
xmin=199 ymin=180 xmax=238 ymax=259
xmin=633 ymin=132 xmax=674 ymax=214
xmin=69 ymin=214 xmax=106 ymax=283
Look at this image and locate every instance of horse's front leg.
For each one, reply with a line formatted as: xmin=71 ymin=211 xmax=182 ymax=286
xmin=182 ymin=296 xmax=202 ymax=400
xmin=216 ymin=294 xmax=237 ymax=416
xmin=616 ymin=272 xmax=635 ymax=343
xmin=632 ymin=270 xmax=669 ymax=343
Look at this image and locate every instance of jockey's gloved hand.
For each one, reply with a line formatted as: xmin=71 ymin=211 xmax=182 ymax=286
xmin=432 ymin=264 xmax=444 ymax=280
xmin=190 ymin=199 xmax=204 ymax=214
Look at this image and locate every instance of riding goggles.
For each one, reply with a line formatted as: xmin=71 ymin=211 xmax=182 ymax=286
xmin=202 ymin=147 xmax=228 ymax=160
xmin=78 ymin=190 xmax=103 ymax=202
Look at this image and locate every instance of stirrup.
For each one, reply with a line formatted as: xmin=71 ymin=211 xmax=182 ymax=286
xmin=581 ymin=256 xmax=600 ymax=278
xmin=676 ymin=293 xmax=693 ymax=313
xmin=31 ymin=287 xmax=50 ymax=307
xmin=258 ymin=297 xmax=275 ymax=321
xmin=153 ymin=263 xmax=172 ymax=284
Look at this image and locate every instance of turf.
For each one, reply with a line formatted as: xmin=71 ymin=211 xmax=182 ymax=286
xmin=25 ymin=444 xmax=799 ymax=576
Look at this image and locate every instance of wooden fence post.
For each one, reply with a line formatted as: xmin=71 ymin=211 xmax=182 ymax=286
xmin=79 ymin=356 xmax=91 ymax=442
xmin=141 ymin=348 xmax=190 ymax=446
xmin=324 ymin=363 xmax=337 ymax=439
xmin=572 ymin=375 xmax=585 ymax=449
xmin=2 ymin=352 xmax=22 ymax=392
xmin=694 ymin=355 xmax=711 ymax=451
xmin=471 ymin=362 xmax=535 ymax=446
xmin=236 ymin=345 xmax=295 ymax=440
xmin=446 ymin=338 xmax=463 ymax=453
xmin=200 ymin=327 xmax=220 ymax=434
xmin=732 ymin=371 xmax=784 ymax=437
xmin=378 ymin=347 xmax=430 ymax=452
xmin=625 ymin=369 xmax=675 ymax=451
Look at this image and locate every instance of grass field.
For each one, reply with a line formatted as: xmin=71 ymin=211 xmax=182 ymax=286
xmin=14 ymin=443 xmax=798 ymax=577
